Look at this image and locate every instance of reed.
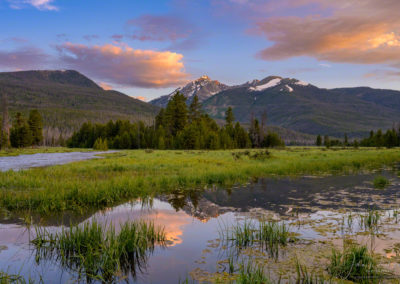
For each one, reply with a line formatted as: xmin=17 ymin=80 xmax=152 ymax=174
xmin=31 ymin=220 xmax=166 ymax=282
xmin=327 ymin=244 xmax=383 ymax=283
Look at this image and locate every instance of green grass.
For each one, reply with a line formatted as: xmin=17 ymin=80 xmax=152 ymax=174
xmin=327 ymin=244 xmax=383 ymax=283
xmin=32 ymin=220 xmax=165 ymax=282
xmin=373 ymin=175 xmax=390 ymax=189
xmin=1 ymin=147 xmax=400 ymax=213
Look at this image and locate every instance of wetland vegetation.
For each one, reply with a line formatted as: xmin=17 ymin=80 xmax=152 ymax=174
xmin=1 ymin=148 xmax=399 ymax=214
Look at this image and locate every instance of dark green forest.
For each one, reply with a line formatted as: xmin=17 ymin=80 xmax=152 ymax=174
xmin=67 ymin=93 xmax=285 ymax=150
xmin=315 ymin=128 xmax=400 ymax=148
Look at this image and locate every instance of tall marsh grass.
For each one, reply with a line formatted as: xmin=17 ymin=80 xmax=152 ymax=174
xmin=220 ymin=219 xmax=290 ymax=258
xmin=32 ymin=220 xmax=166 ymax=282
xmin=327 ymin=244 xmax=383 ymax=283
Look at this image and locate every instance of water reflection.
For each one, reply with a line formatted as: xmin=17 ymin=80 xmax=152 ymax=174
xmin=0 ymin=170 xmax=399 ymax=283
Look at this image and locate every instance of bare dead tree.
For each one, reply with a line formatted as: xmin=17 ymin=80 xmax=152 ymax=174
xmin=1 ymin=91 xmax=10 ymax=147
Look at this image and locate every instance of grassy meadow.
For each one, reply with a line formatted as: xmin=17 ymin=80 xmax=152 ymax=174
xmin=0 ymin=147 xmax=400 ymax=214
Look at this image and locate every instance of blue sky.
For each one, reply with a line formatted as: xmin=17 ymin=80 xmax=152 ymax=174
xmin=1 ymin=0 xmax=400 ymax=100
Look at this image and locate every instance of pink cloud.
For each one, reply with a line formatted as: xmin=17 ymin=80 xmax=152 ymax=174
xmin=134 ymin=96 xmax=147 ymax=102
xmin=56 ymin=42 xmax=189 ymax=88
xmin=254 ymin=0 xmax=400 ymax=66
xmin=0 ymin=46 xmax=48 ymax=69
xmin=99 ymin=82 xmax=113 ymax=90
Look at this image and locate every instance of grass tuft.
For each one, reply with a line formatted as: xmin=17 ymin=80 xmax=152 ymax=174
xmin=373 ymin=176 xmax=390 ymax=189
xmin=327 ymin=244 xmax=383 ymax=283
xmin=31 ymin=220 xmax=166 ymax=282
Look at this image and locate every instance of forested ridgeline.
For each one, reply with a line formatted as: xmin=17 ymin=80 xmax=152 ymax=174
xmin=315 ymin=128 xmax=400 ymax=148
xmin=67 ymin=93 xmax=285 ymax=150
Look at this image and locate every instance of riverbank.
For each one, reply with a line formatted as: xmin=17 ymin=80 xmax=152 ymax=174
xmin=0 ymin=147 xmax=399 ymax=213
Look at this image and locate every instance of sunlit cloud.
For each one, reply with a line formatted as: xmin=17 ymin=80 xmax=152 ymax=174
xmin=56 ymin=42 xmax=189 ymax=88
xmin=134 ymin=96 xmax=147 ymax=101
xmin=254 ymin=0 xmax=400 ymax=67
xmin=8 ymin=0 xmax=58 ymax=11
xmin=99 ymin=82 xmax=113 ymax=90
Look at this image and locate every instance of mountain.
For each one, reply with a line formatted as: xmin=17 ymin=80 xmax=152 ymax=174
xmin=0 ymin=70 xmax=159 ymax=141
xmin=150 ymin=75 xmax=230 ymax=107
xmin=202 ymin=76 xmax=400 ymax=137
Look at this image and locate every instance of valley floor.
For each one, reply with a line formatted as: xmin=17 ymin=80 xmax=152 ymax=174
xmin=0 ymin=147 xmax=399 ymax=214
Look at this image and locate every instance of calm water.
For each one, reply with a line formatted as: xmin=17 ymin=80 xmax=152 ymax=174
xmin=0 ymin=151 xmax=114 ymax=171
xmin=1 ymin=168 xmax=400 ymax=283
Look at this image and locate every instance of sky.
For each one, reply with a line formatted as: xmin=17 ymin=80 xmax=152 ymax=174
xmin=1 ymin=0 xmax=400 ymax=100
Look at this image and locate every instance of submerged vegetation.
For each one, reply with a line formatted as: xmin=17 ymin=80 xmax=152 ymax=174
xmin=1 ymin=148 xmax=400 ymax=213
xmin=32 ymin=220 xmax=166 ymax=282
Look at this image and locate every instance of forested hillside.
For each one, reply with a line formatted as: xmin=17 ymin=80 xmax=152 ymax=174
xmin=0 ymin=70 xmax=159 ymax=144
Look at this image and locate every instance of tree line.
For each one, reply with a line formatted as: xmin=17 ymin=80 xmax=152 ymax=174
xmin=0 ymin=109 xmax=44 ymax=149
xmin=316 ymin=128 xmax=400 ymax=148
xmin=67 ymin=92 xmax=285 ymax=150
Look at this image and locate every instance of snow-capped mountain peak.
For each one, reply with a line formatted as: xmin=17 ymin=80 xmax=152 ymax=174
xmin=150 ymin=76 xmax=230 ymax=107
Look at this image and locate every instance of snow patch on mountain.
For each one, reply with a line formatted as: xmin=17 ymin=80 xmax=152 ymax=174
xmin=286 ymin=85 xmax=293 ymax=92
xmin=295 ymin=80 xmax=309 ymax=86
xmin=249 ymin=78 xmax=282 ymax=91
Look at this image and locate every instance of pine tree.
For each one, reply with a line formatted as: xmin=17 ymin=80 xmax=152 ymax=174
xmin=189 ymin=95 xmax=202 ymax=123
xmin=28 ymin=109 xmax=43 ymax=146
xmin=165 ymin=92 xmax=188 ymax=136
xmin=225 ymin=107 xmax=234 ymax=126
xmin=10 ymin=112 xmax=32 ymax=148
xmin=344 ymin=133 xmax=348 ymax=146
xmin=316 ymin=135 xmax=322 ymax=146
xmin=323 ymin=135 xmax=330 ymax=148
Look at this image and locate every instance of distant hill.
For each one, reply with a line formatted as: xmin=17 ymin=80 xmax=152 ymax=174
xmin=200 ymin=76 xmax=400 ymax=137
xmin=150 ymin=75 xmax=230 ymax=107
xmin=0 ymin=70 xmax=159 ymax=142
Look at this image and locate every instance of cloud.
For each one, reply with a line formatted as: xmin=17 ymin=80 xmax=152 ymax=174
xmin=364 ymin=69 xmax=400 ymax=80
xmin=99 ymin=82 xmax=113 ymax=90
xmin=56 ymin=42 xmax=189 ymax=88
xmin=127 ymin=14 xmax=193 ymax=42
xmin=0 ymin=46 xmax=48 ymax=69
xmin=133 ymin=96 xmax=147 ymax=102
xmin=255 ymin=0 xmax=400 ymax=68
xmin=83 ymin=34 xmax=99 ymax=42
xmin=8 ymin=0 xmax=58 ymax=11
xmin=125 ymin=14 xmax=202 ymax=51
xmin=111 ymin=34 xmax=124 ymax=42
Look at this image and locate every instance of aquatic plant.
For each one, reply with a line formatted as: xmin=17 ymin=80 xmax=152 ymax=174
xmin=295 ymin=259 xmax=327 ymax=284
xmin=0 ymin=270 xmax=35 ymax=284
xmin=373 ymin=176 xmax=390 ymax=189
xmin=359 ymin=210 xmax=380 ymax=232
xmin=236 ymin=260 xmax=270 ymax=284
xmin=31 ymin=220 xmax=166 ymax=282
xmin=220 ymin=219 xmax=290 ymax=259
xmin=327 ymin=244 xmax=383 ymax=283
